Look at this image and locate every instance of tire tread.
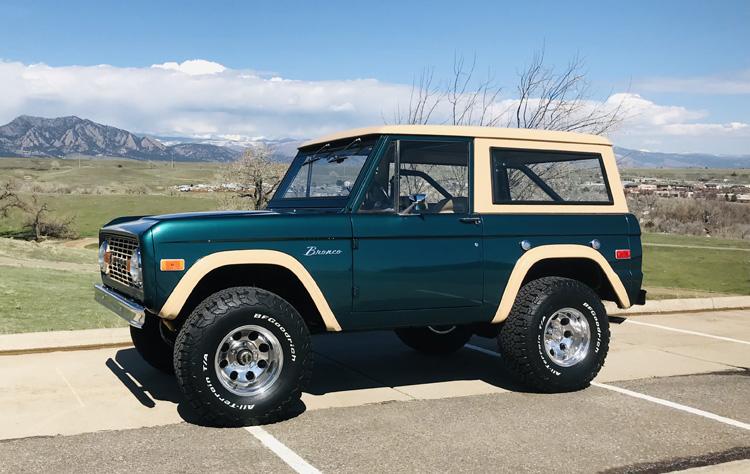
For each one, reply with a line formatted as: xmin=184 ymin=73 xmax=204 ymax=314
xmin=174 ymin=287 xmax=312 ymax=426
xmin=498 ymin=276 xmax=610 ymax=392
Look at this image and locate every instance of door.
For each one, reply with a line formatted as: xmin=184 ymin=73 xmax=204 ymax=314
xmin=351 ymin=137 xmax=483 ymax=316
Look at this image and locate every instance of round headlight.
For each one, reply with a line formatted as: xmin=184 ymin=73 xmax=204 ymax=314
xmin=98 ymin=241 xmax=110 ymax=274
xmin=129 ymin=248 xmax=143 ymax=287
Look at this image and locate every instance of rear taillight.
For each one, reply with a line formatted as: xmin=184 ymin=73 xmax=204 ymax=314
xmin=615 ymin=249 xmax=631 ymax=260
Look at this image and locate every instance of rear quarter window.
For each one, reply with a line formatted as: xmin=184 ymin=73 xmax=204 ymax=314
xmin=491 ymin=148 xmax=613 ymax=205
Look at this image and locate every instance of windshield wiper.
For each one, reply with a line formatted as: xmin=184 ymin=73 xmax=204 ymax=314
xmin=302 ymin=137 xmax=363 ymax=166
xmin=327 ymin=137 xmax=362 ymax=163
xmin=302 ymin=142 xmax=331 ymax=166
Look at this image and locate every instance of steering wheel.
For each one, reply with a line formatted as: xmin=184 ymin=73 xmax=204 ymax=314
xmin=364 ymin=182 xmax=391 ymax=210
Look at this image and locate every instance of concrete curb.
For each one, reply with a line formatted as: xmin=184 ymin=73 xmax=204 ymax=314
xmin=606 ymin=295 xmax=750 ymax=316
xmin=1 ymin=296 xmax=749 ymax=355
xmin=0 ymin=327 xmax=131 ymax=356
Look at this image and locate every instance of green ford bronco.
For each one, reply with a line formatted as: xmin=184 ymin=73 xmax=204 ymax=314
xmin=95 ymin=125 xmax=646 ymax=425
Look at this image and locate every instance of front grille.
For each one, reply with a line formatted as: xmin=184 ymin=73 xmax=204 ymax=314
xmin=106 ymin=235 xmax=138 ymax=287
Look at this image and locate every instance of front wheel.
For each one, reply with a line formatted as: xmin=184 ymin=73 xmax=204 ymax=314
xmin=174 ymin=287 xmax=312 ymax=426
xmin=498 ymin=277 xmax=610 ymax=392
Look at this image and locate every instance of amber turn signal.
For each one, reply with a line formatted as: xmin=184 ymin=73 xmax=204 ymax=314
xmin=160 ymin=259 xmax=185 ymax=271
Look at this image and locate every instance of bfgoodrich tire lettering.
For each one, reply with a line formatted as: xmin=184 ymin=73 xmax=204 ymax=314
xmin=498 ymin=277 xmax=610 ymax=392
xmin=174 ymin=287 xmax=312 ymax=426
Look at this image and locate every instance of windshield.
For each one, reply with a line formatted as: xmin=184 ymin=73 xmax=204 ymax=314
xmin=275 ymin=136 xmax=377 ymax=202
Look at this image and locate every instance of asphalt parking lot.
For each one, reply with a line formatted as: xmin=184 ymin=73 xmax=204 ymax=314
xmin=1 ymin=309 xmax=749 ymax=473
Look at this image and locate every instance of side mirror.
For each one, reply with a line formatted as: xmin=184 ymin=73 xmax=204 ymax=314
xmin=402 ymin=193 xmax=427 ymax=214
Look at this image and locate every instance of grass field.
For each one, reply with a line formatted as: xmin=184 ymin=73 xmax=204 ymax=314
xmin=0 ymin=157 xmax=227 ymax=238
xmin=0 ymin=193 xmax=222 ymax=238
xmin=0 ymin=240 xmax=127 ymax=334
xmin=0 ymin=157 xmax=224 ymax=192
xmin=0 ymin=233 xmax=748 ymax=334
xmin=642 ymin=242 xmax=750 ymax=297
xmin=642 ymin=232 xmax=750 ymax=249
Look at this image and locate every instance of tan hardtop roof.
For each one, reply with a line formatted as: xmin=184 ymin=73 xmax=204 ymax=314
xmin=300 ymin=125 xmax=611 ymax=148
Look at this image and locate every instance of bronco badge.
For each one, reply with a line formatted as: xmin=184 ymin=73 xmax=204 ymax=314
xmin=304 ymin=246 xmax=343 ymax=256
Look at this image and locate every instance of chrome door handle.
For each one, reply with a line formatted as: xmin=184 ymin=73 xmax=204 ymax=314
xmin=459 ymin=217 xmax=481 ymax=224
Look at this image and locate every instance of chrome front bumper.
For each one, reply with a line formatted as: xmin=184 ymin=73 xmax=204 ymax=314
xmin=94 ymin=284 xmax=145 ymax=328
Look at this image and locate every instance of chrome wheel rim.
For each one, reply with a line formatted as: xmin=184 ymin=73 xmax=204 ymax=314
xmin=543 ymin=308 xmax=590 ymax=367
xmin=428 ymin=325 xmax=456 ymax=335
xmin=214 ymin=325 xmax=283 ymax=396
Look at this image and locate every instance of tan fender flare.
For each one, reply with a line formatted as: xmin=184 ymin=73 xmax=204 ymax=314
xmin=491 ymin=244 xmax=631 ymax=324
xmin=157 ymin=250 xmax=342 ymax=332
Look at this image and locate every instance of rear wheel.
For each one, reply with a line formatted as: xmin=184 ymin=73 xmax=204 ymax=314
xmin=174 ymin=287 xmax=312 ymax=426
xmin=498 ymin=277 xmax=609 ymax=392
xmin=130 ymin=313 xmax=174 ymax=374
xmin=395 ymin=325 xmax=473 ymax=355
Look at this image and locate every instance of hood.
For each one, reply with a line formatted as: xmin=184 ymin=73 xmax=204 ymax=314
xmin=145 ymin=210 xmax=278 ymax=222
xmin=100 ymin=210 xmax=278 ymax=238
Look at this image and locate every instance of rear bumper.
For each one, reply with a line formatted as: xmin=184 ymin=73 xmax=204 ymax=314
xmin=94 ymin=284 xmax=145 ymax=328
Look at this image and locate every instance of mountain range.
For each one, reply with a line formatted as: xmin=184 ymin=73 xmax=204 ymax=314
xmin=0 ymin=115 xmax=240 ymax=162
xmin=0 ymin=115 xmax=747 ymax=168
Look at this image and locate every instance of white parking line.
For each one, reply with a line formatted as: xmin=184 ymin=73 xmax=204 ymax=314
xmin=55 ymin=367 xmax=85 ymax=408
xmin=245 ymin=426 xmax=321 ymax=474
xmin=591 ymin=382 xmax=750 ymax=431
xmin=464 ymin=344 xmax=750 ymax=432
xmin=625 ymin=319 xmax=750 ymax=345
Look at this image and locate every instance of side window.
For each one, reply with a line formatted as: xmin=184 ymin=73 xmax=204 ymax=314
xmin=491 ymin=148 xmax=612 ymax=204
xmin=359 ymin=140 xmax=470 ymax=214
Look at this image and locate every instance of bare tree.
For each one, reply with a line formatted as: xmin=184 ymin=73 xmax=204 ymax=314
xmin=0 ymin=180 xmax=27 ymax=217
xmin=26 ymin=196 xmax=49 ymax=242
xmin=511 ymin=50 xmax=624 ymax=135
xmin=392 ymin=67 xmax=445 ymax=125
xmin=392 ymin=49 xmax=627 ymax=136
xmin=23 ymin=195 xmax=77 ymax=241
xmin=446 ymin=54 xmax=503 ymax=127
xmin=225 ymin=144 xmax=285 ymax=210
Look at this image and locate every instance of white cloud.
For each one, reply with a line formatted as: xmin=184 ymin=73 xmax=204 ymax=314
xmin=603 ymin=93 xmax=750 ymax=152
xmin=151 ymin=59 xmax=227 ymax=75
xmin=0 ymin=59 xmax=412 ymax=140
xmin=0 ymin=59 xmax=748 ymax=154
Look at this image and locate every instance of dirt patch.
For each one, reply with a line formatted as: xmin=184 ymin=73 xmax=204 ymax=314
xmin=62 ymin=238 xmax=98 ymax=249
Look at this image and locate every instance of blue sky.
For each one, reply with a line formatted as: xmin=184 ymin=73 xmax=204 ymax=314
xmin=1 ymin=0 xmax=749 ymax=154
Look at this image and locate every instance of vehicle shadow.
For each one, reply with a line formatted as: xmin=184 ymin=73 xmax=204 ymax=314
xmin=306 ymin=331 xmax=527 ymax=395
xmin=107 ymin=330 xmax=523 ymax=427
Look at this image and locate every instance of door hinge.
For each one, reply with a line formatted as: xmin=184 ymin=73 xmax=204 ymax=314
xmin=352 ymin=286 xmax=359 ymax=298
xmin=352 ymin=238 xmax=359 ymax=250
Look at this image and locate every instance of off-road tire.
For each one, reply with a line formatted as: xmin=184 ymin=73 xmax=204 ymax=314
xmin=395 ymin=325 xmax=473 ymax=355
xmin=174 ymin=287 xmax=312 ymax=427
xmin=498 ymin=277 xmax=610 ymax=392
xmin=130 ymin=313 xmax=175 ymax=374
